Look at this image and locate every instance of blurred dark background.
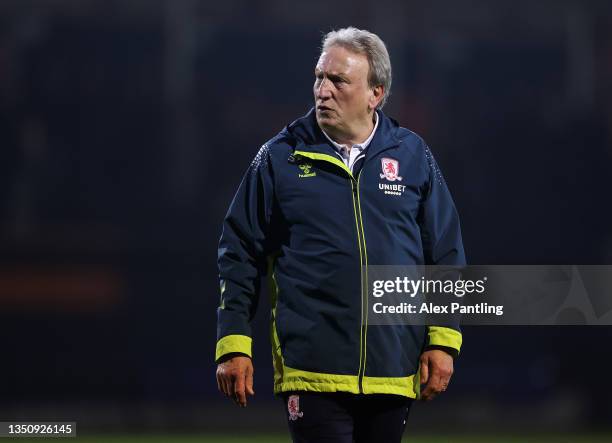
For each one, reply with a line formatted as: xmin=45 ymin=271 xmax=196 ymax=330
xmin=1 ymin=0 xmax=612 ymax=436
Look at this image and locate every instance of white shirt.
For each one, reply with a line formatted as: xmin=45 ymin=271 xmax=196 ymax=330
xmin=320 ymin=112 xmax=379 ymax=173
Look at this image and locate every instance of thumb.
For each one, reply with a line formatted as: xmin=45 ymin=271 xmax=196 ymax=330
xmin=420 ymin=357 xmax=429 ymax=384
xmin=246 ymin=364 xmax=255 ymax=395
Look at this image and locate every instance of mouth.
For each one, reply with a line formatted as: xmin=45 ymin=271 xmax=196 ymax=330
xmin=317 ymin=105 xmax=333 ymax=112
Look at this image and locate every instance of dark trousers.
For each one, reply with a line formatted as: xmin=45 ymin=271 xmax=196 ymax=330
xmin=281 ymin=392 xmax=413 ymax=443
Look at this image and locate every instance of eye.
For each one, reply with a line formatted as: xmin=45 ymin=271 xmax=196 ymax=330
xmin=328 ymin=75 xmax=345 ymax=85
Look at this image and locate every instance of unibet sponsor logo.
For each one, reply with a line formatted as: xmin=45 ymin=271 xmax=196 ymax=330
xmin=298 ymin=163 xmax=316 ymax=178
xmin=379 ymin=183 xmax=405 ymax=196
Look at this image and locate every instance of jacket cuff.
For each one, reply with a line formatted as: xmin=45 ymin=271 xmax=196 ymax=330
xmin=424 ymin=345 xmax=459 ymax=359
xmin=427 ymin=326 xmax=462 ymax=354
xmin=215 ymin=334 xmax=252 ymax=363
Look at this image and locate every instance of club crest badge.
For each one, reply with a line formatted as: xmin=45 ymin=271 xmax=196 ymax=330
xmin=287 ymin=395 xmax=304 ymax=421
xmin=380 ymin=157 xmax=402 ymax=181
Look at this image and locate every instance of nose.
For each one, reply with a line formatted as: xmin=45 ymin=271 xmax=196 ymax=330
xmin=316 ymin=77 xmax=332 ymax=99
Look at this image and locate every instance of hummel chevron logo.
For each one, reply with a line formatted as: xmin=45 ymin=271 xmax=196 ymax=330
xmin=298 ymin=163 xmax=316 ymax=178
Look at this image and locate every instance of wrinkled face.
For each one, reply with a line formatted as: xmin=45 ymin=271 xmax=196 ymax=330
xmin=314 ymin=45 xmax=378 ymax=136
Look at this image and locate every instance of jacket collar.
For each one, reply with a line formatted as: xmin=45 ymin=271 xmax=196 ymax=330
xmin=285 ymin=107 xmax=402 ymax=162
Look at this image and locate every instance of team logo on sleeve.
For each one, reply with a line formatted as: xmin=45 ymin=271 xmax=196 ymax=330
xmin=380 ymin=158 xmax=402 ymax=181
xmin=287 ymin=395 xmax=304 ymax=420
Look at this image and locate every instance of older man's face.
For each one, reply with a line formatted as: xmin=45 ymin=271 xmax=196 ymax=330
xmin=314 ymin=45 xmax=374 ymax=137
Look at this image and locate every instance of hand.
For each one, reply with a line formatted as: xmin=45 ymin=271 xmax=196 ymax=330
xmin=419 ymin=349 xmax=454 ymax=401
xmin=216 ymin=355 xmax=255 ymax=407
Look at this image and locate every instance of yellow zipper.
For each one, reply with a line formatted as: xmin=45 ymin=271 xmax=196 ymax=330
xmin=293 ymin=150 xmax=369 ymax=393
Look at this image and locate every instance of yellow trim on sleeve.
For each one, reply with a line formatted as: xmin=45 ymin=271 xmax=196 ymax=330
xmin=215 ymin=334 xmax=252 ymax=362
xmin=428 ymin=326 xmax=462 ymax=352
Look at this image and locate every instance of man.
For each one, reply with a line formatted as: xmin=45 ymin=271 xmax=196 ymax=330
xmin=216 ymin=27 xmax=464 ymax=442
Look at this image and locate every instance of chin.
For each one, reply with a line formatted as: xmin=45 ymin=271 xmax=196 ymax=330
xmin=316 ymin=115 xmax=337 ymax=129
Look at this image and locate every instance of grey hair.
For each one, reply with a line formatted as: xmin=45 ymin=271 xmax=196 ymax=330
xmin=321 ymin=27 xmax=392 ymax=108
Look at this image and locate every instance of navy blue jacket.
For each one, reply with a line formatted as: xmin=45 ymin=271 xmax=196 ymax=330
xmin=216 ymin=108 xmax=465 ymax=398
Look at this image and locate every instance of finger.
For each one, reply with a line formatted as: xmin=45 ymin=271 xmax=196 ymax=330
xmin=422 ymin=392 xmax=437 ymax=401
xmin=429 ymin=372 xmax=443 ymax=393
xmin=216 ymin=372 xmax=222 ymax=392
xmin=420 ymin=383 xmax=437 ymax=401
xmin=420 ymin=358 xmax=429 ymax=385
xmin=439 ymin=375 xmax=451 ymax=391
xmin=221 ymin=373 xmax=232 ymax=398
xmin=246 ymin=365 xmax=255 ymax=396
xmin=421 ymin=372 xmax=442 ymax=401
xmin=220 ymin=376 xmax=228 ymax=397
xmin=234 ymin=372 xmax=247 ymax=407
xmin=227 ymin=372 xmax=238 ymax=402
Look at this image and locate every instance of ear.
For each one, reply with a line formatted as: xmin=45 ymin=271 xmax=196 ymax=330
xmin=368 ymin=85 xmax=384 ymax=110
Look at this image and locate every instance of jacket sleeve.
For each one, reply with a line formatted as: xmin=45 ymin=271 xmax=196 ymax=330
xmin=418 ymin=144 xmax=466 ymax=356
xmin=216 ymin=145 xmax=276 ymax=363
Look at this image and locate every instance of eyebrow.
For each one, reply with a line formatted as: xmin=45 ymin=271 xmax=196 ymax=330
xmin=314 ymin=69 xmax=349 ymax=82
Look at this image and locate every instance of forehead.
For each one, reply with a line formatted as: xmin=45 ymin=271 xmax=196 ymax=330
xmin=315 ymin=45 xmax=369 ymax=78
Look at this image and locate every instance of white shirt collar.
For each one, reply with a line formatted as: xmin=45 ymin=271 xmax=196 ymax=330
xmin=320 ymin=111 xmax=379 ymax=157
